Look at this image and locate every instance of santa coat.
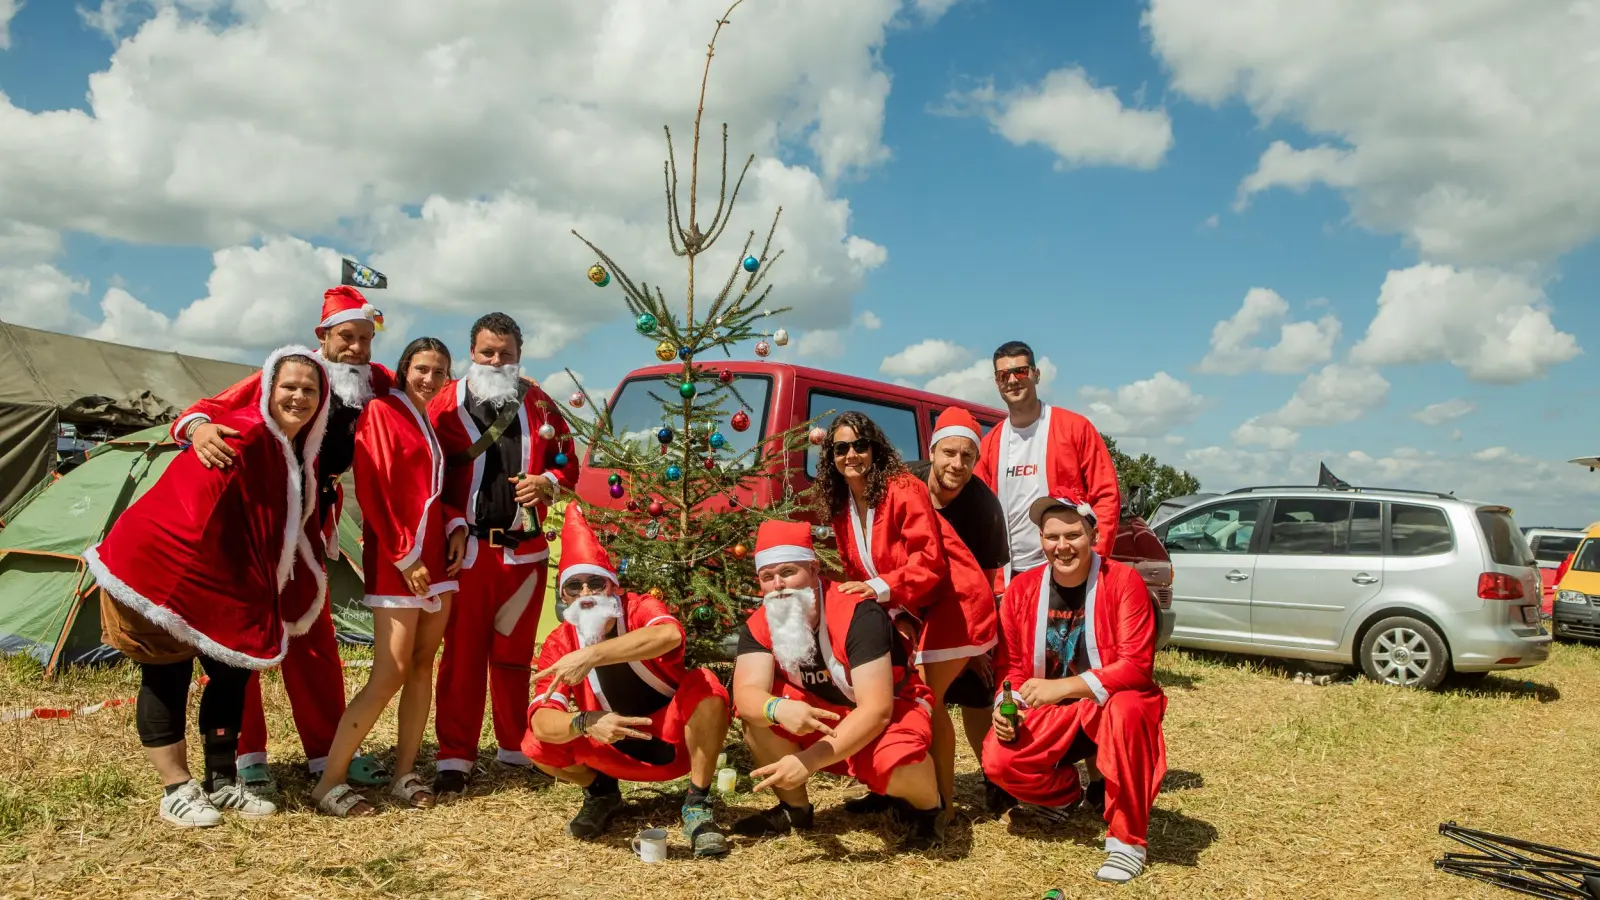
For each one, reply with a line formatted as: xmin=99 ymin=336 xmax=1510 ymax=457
xmin=831 ymin=471 xmax=950 ymax=618
xmin=975 ymin=405 xmax=1122 ymax=560
xmin=85 ymin=348 xmax=332 ymax=670
xmin=533 ymin=592 xmax=689 ymax=712
xmin=354 ymin=391 xmax=461 ymax=610
xmin=429 ymin=377 xmax=579 ymax=571
xmin=917 ymin=514 xmax=999 ymax=665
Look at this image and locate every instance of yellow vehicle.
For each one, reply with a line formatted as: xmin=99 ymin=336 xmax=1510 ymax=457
xmin=1551 ymin=521 xmax=1600 ymax=641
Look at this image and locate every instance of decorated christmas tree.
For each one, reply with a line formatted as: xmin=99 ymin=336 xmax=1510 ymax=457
xmin=557 ymin=0 xmax=831 ymax=665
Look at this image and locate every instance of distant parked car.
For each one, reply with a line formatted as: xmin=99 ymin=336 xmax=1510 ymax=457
xmin=1150 ymin=492 xmax=1219 ymax=527
xmin=1525 ymin=528 xmax=1585 ymax=614
xmin=1154 ymin=484 xmax=1550 ymax=690
xmin=1552 ymin=522 xmax=1600 ymax=642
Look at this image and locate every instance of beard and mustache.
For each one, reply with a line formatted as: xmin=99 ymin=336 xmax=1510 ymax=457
xmin=322 ymin=360 xmax=374 ymax=409
xmin=764 ymin=587 xmax=820 ymax=681
xmin=563 ymin=592 xmax=622 ymax=647
xmin=466 ymin=362 xmax=523 ymax=408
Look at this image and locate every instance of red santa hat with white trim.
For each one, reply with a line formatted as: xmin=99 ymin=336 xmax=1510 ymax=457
xmin=556 ymin=505 xmax=617 ymax=589
xmin=929 ymin=406 xmax=982 ymax=455
xmin=753 ymin=519 xmax=816 ymax=571
xmin=318 ymin=285 xmax=384 ymax=332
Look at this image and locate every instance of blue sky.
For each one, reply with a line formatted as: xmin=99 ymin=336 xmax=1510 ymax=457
xmin=0 ymin=0 xmax=1595 ymax=524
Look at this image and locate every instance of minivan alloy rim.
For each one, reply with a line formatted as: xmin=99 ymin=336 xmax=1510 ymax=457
xmin=1372 ymin=627 xmax=1432 ymax=685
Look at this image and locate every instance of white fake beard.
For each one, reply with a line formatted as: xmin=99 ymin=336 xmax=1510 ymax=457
xmin=466 ymin=363 xmax=523 ymax=407
xmin=563 ymin=592 xmax=622 ymax=647
xmin=323 ymin=360 xmax=374 ymax=408
xmin=763 ymin=587 xmax=819 ymax=681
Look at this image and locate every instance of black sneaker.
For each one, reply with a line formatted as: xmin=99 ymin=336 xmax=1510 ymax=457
xmin=433 ymin=770 xmax=469 ymax=799
xmin=731 ymin=802 xmax=814 ymax=837
xmin=900 ymin=805 xmax=946 ymax=852
xmin=984 ymin=777 xmax=1016 ymax=817
xmin=567 ymin=789 xmax=624 ymax=840
xmin=842 ymin=792 xmax=896 ymax=815
xmin=1083 ymin=779 xmax=1106 ymax=816
xmin=682 ymin=803 xmax=730 ymax=857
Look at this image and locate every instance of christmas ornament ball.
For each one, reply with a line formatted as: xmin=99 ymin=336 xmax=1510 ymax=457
xmin=731 ymin=410 xmax=751 ymax=432
xmin=678 ymin=381 xmax=697 ymax=401
xmin=656 ymin=426 xmax=674 ymax=445
xmin=754 ymin=340 xmax=771 ymax=358
xmin=692 ymin=604 xmax=715 ymax=623
xmin=538 ymin=422 xmax=556 ymax=440
xmin=665 ymin=465 xmax=683 ymax=482
xmin=647 ymin=587 xmax=665 ymax=600
xmin=553 ymin=452 xmax=569 ymax=467
xmin=718 ymin=368 xmax=734 ymax=385
xmin=626 ymin=499 xmax=639 ymax=512
xmin=655 ymin=341 xmax=675 ymax=362
xmin=732 ymin=543 xmax=748 ymax=559
xmin=678 ymin=346 xmax=692 ymax=362
xmin=607 ymin=472 xmax=622 ymax=487
xmin=709 ymin=431 xmax=727 ymax=450
xmin=742 ymin=255 xmax=759 ymax=273
xmin=773 ymin=328 xmax=789 ymax=346
xmin=728 ymin=495 xmax=740 ymax=508
xmin=587 ymin=264 xmax=610 ymax=287
xmin=608 ymin=482 xmax=625 ymax=500
xmin=647 ymin=500 xmax=665 ymax=517
xmin=704 ymin=456 xmax=716 ymax=470
xmin=635 ymin=312 xmax=658 ymax=335
xmin=545 ymin=529 xmax=558 ymax=542
xmin=568 ymin=391 xmax=585 ymax=409
xmin=808 ymin=426 xmax=826 ymax=445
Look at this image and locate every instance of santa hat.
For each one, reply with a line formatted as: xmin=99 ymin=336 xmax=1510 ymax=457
xmin=556 ymin=505 xmax=617 ymax=588
xmin=754 ymin=520 xmax=816 ymax=571
xmin=1028 ymin=494 xmax=1098 ymax=528
xmin=929 ymin=406 xmax=982 ymax=454
xmin=318 ymin=285 xmax=384 ymax=331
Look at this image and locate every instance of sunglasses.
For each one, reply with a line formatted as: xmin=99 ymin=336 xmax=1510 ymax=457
xmin=995 ymin=365 xmax=1034 ymax=383
xmin=560 ymin=575 xmax=612 ymax=598
xmin=831 ymin=438 xmax=874 ymax=457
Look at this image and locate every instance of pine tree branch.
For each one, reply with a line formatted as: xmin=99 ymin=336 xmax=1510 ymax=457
xmin=703 ymin=152 xmax=755 ymax=249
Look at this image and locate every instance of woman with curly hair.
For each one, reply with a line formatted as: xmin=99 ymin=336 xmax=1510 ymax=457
xmin=815 ymin=411 xmax=951 ymax=821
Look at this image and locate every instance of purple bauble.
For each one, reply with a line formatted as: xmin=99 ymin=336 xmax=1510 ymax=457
xmin=608 ymin=482 xmax=625 ymax=500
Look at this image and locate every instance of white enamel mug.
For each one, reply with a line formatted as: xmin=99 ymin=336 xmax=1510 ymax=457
xmin=631 ymin=828 xmax=668 ymax=863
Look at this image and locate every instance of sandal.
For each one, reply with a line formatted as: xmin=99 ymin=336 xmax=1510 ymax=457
xmin=390 ymin=773 xmax=435 ymax=809
xmin=348 ymin=754 xmax=391 ymax=787
xmin=315 ymin=783 xmax=376 ymax=818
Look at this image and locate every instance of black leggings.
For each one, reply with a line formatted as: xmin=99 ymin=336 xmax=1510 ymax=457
xmin=136 ymin=656 xmax=252 ymax=789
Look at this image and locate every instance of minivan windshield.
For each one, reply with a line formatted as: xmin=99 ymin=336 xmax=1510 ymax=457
xmin=1476 ymin=508 xmax=1535 ymax=567
xmin=1572 ymin=539 xmax=1600 ymax=573
xmin=590 ymin=374 xmax=772 ymax=467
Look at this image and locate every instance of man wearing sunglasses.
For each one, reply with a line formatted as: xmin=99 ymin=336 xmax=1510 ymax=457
xmin=522 ymin=507 xmax=732 ymax=856
xmin=976 ymin=341 xmax=1122 ymax=582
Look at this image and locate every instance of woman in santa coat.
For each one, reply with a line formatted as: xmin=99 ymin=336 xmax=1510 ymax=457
xmin=84 ymin=347 xmax=331 ymax=828
xmin=311 ymin=337 xmax=463 ymax=816
xmin=814 ymin=410 xmax=952 ymax=813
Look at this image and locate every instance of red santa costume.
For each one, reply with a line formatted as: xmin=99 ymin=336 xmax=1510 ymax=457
xmin=521 ymin=508 xmax=727 ymax=782
xmin=354 ymin=390 xmax=459 ymax=609
xmin=84 ymin=346 xmax=332 ymax=667
xmin=981 ymin=548 xmax=1168 ymax=862
xmin=171 ymin=288 xmax=393 ymax=774
xmin=737 ymin=521 xmax=934 ymax=795
xmin=430 ymin=372 xmax=580 ymax=771
xmin=975 ymin=404 xmax=1121 ymax=576
xmin=916 ymin=408 xmax=999 ymax=665
xmin=831 ymin=470 xmax=950 ymax=620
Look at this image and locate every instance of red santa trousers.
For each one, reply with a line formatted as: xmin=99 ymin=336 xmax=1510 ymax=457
xmin=766 ymin=683 xmax=933 ymax=795
xmin=521 ymin=668 xmax=727 ymax=782
xmin=982 ymin=691 xmax=1167 ymax=849
xmin=236 ymin=598 xmax=346 ymax=771
xmin=434 ymin=549 xmax=547 ymax=771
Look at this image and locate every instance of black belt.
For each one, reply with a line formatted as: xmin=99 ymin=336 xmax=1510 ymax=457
xmin=468 ymin=523 xmax=536 ymax=549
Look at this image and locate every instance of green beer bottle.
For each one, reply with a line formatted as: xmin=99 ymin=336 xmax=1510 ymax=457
xmin=998 ymin=680 xmax=1020 ymax=740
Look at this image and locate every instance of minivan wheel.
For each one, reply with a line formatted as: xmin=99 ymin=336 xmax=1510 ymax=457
xmin=1358 ymin=616 xmax=1449 ymax=690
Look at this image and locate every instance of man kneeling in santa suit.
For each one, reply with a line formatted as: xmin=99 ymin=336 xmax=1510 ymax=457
xmin=983 ymin=496 xmax=1168 ymax=884
xmin=731 ymin=520 xmax=944 ymax=849
xmin=522 ymin=507 xmax=732 ymax=857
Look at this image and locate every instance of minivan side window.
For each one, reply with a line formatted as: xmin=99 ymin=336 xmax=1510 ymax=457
xmin=1265 ymin=498 xmax=1380 ymax=556
xmin=1160 ymin=500 xmax=1262 ymax=554
xmin=806 ymin=391 xmax=923 ymax=478
xmin=1389 ymin=504 xmax=1453 ymax=557
xmin=1530 ymin=534 xmax=1582 ymax=565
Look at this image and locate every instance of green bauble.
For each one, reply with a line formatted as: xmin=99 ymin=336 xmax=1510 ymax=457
xmin=635 ymin=313 xmax=658 ymax=335
xmin=691 ymin=605 xmax=715 ymax=623
xmin=678 ymin=381 xmax=697 ymax=401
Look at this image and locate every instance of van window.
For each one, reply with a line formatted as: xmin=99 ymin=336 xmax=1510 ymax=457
xmin=1160 ymin=500 xmax=1262 ymax=554
xmin=595 ymin=375 xmax=772 ymax=466
xmin=1476 ymin=508 xmax=1534 ymax=567
xmin=1530 ymin=534 xmax=1582 ymax=565
xmin=806 ymin=392 xmax=923 ymax=478
xmin=1389 ymin=504 xmax=1453 ymax=556
xmin=1573 ymin=539 xmax=1600 ymax=573
xmin=1265 ymin=498 xmax=1380 ymax=556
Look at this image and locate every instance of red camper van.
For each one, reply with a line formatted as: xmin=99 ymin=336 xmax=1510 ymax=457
xmin=575 ymin=361 xmax=1175 ymax=647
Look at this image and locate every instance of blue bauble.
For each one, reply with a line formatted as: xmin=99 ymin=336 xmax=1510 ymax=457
xmin=553 ymin=452 xmax=568 ymax=467
xmin=742 ymin=255 xmax=759 ymax=273
xmin=665 ymin=465 xmax=683 ymax=482
xmin=657 ymin=426 xmax=674 ymax=445
xmin=678 ymin=346 xmax=692 ymax=361
xmin=709 ymin=431 xmax=727 ymax=450
xmin=617 ymin=557 xmax=630 ymax=576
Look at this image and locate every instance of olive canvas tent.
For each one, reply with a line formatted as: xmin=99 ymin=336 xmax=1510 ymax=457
xmin=0 ymin=425 xmax=373 ymax=675
xmin=0 ymin=321 xmax=257 ymax=521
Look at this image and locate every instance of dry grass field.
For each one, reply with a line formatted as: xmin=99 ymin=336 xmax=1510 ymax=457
xmin=3 ymin=640 xmax=1598 ymax=900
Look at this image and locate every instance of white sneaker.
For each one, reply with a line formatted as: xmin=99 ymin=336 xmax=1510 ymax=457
xmin=208 ymin=777 xmax=278 ymax=819
xmin=159 ymin=780 xmax=223 ymax=828
xmin=1096 ymin=850 xmax=1145 ymax=883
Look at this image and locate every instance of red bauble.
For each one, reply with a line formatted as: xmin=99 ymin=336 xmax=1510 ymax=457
xmin=732 ymin=543 xmax=748 ymax=559
xmin=648 ymin=501 xmax=665 ymax=517
xmin=626 ymin=499 xmax=639 ymax=512
xmin=704 ymin=457 xmax=717 ymax=470
xmin=731 ymin=410 xmax=751 ymax=432
xmin=718 ymin=368 xmax=734 ymax=385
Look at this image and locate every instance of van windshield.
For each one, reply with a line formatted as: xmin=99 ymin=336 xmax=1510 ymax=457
xmin=1573 ymin=539 xmax=1600 ymax=573
xmin=1476 ymin=509 xmax=1535 ymax=567
xmin=592 ymin=374 xmax=771 ymax=467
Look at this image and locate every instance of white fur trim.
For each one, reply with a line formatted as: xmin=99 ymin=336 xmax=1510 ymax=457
xmin=305 ymin=756 xmax=328 ymax=775
xmin=753 ymin=545 xmax=816 ymax=570
xmin=84 ymin=544 xmax=290 ymax=671
xmin=643 ymin=614 xmax=679 ymax=628
xmin=318 ymin=307 xmax=376 ymax=330
xmin=235 ymin=752 xmax=268 ymax=768
xmin=929 ymin=425 xmax=980 ymax=452
xmin=494 ymin=568 xmax=543 ymax=638
xmin=1081 ymin=670 xmax=1109 ymax=705
xmin=497 ymin=748 xmax=532 ymax=766
xmin=285 ymin=530 xmax=328 ymax=637
xmin=258 ymin=345 xmax=331 ymax=595
xmin=814 ymin=593 xmax=857 ymax=705
xmin=173 ymin=412 xmax=209 ymax=444
xmin=391 ymin=392 xmax=446 ymax=573
xmin=867 ymin=576 xmax=890 ymax=603
xmin=913 ymin=636 xmax=998 ymax=665
xmin=435 ymin=758 xmax=474 ymax=773
xmin=558 ymin=563 xmax=618 ymax=589
xmin=362 ymin=581 xmax=456 ymax=612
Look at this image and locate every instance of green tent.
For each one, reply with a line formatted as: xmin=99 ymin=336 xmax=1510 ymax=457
xmin=0 ymin=425 xmax=372 ymax=675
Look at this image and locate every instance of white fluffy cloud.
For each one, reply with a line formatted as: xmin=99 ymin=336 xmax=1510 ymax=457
xmin=1197 ymin=287 xmax=1340 ymax=375
xmin=1412 ymin=399 xmax=1476 ymax=427
xmin=796 ymin=309 xmax=881 ymax=359
xmin=0 ymin=0 xmax=905 ymax=356
xmin=0 ymin=0 xmax=16 ymax=50
xmin=0 ymin=222 xmax=91 ymax=333
xmin=1147 ymin=0 xmax=1600 ymax=265
xmin=924 ymin=356 xmax=1058 ymax=406
xmin=879 ymin=338 xmax=970 ymax=378
xmin=1232 ymin=416 xmax=1300 ymax=451
xmin=1261 ymin=363 xmax=1390 ymax=429
xmin=1350 ymin=263 xmax=1580 ymax=383
xmin=1079 ymin=372 xmax=1204 ymax=438
xmin=942 ymin=67 xmax=1173 ymax=170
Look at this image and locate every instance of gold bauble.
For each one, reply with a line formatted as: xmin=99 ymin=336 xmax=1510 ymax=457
xmin=655 ymin=340 xmax=676 ymax=362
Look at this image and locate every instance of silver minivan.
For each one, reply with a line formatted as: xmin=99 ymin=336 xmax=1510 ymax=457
xmin=1153 ymin=486 xmax=1550 ymax=689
